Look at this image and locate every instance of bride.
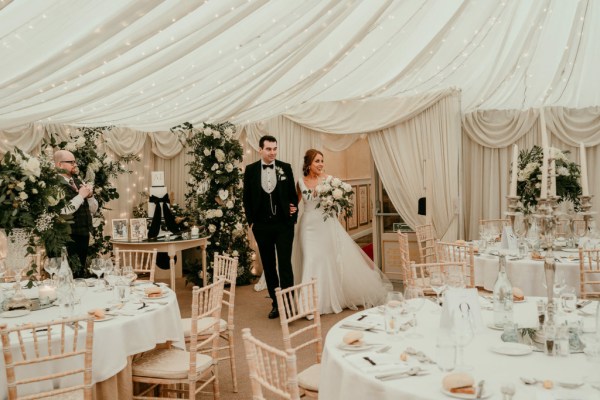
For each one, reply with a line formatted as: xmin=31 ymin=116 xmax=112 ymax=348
xmin=293 ymin=149 xmax=391 ymax=315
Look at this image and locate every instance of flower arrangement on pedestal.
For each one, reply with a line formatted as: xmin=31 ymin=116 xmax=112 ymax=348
xmin=0 ymin=148 xmax=72 ymax=284
xmin=172 ymin=121 xmax=253 ymax=286
xmin=43 ymin=127 xmax=133 ymax=276
xmin=516 ymin=145 xmax=581 ymax=213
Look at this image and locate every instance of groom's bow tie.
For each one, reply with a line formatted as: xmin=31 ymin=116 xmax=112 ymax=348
xmin=262 ymin=164 xmax=274 ymax=169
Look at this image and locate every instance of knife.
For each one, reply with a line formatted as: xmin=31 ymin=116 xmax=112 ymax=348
xmin=476 ymin=380 xmax=485 ymax=398
xmin=363 ymin=356 xmax=376 ymax=366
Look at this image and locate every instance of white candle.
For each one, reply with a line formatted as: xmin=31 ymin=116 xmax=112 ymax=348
xmin=540 ymin=109 xmax=548 ymax=149
xmin=580 ymin=142 xmax=589 ymax=196
xmin=191 ymin=226 xmax=199 ymax=237
xmin=541 ymin=147 xmax=548 ymax=199
xmin=510 ymin=144 xmax=519 ymax=197
xmin=550 ymin=158 xmax=556 ymax=197
xmin=38 ymin=285 xmax=57 ymax=301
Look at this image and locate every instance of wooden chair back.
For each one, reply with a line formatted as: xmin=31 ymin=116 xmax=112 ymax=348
xmin=435 ymin=241 xmax=475 ymax=287
xmin=189 ymin=279 xmax=225 ymax=357
xmin=578 ymin=248 xmax=600 ymax=299
xmin=479 ymin=219 xmax=510 ymax=241
xmin=242 ymin=328 xmax=301 ymax=400
xmin=275 ymin=279 xmax=322 ymax=363
xmin=415 ymin=224 xmax=437 ymax=263
xmin=114 ymin=248 xmax=158 ymax=281
xmin=409 ymin=261 xmax=470 ymax=290
xmin=397 ymin=231 xmax=412 ymax=285
xmin=0 ymin=315 xmax=95 ymax=400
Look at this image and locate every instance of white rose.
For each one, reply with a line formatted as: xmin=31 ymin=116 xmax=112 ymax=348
xmin=22 ymin=157 xmax=41 ymax=177
xmin=235 ymin=222 xmax=243 ymax=231
xmin=215 ymin=149 xmax=226 ymax=162
xmin=205 ymin=210 xmax=214 ymax=219
xmin=342 ymin=183 xmax=352 ymax=192
xmin=325 ymin=176 xmax=333 ymax=184
xmin=208 ymin=224 xmax=216 ymax=233
xmin=75 ymin=136 xmax=86 ymax=147
xmin=213 ymin=130 xmax=221 ymax=139
xmin=226 ymin=200 xmax=234 ymax=209
xmin=557 ymin=166 xmax=569 ymax=176
xmin=19 ymin=192 xmax=28 ymax=200
xmin=31 ymin=188 xmax=38 ymax=194
xmin=92 ymin=217 xmax=102 ymax=227
xmin=215 ymin=209 xmax=223 ymax=218
xmin=224 ymin=127 xmax=233 ymax=137
xmin=203 ymin=148 xmax=211 ymax=156
xmin=225 ymin=163 xmax=233 ymax=172
xmin=65 ymin=142 xmax=77 ymax=151
xmin=38 ymin=181 xmax=46 ymax=188
xmin=331 ymin=178 xmax=341 ymax=187
xmin=332 ymin=188 xmax=343 ymax=200
xmin=204 ymin=128 xmax=212 ymax=136
xmin=16 ymin=181 xmax=25 ymax=190
xmin=232 ymin=250 xmax=239 ymax=257
xmin=211 ymin=163 xmax=219 ymax=171
xmin=322 ymin=183 xmax=332 ymax=192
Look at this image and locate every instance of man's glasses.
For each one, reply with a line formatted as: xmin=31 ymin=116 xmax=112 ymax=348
xmin=60 ymin=160 xmax=76 ymax=165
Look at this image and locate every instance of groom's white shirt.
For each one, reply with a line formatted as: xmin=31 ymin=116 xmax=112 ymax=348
xmin=261 ymin=161 xmax=276 ymax=193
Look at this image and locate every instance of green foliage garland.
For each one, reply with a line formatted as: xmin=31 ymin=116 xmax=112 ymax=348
xmin=172 ymin=122 xmax=253 ymax=286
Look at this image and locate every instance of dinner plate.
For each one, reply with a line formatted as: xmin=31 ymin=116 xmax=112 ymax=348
xmin=337 ymin=342 xmax=375 ymax=351
xmin=561 ymin=248 xmax=579 ymax=253
xmin=441 ymin=388 xmax=492 ymax=399
xmin=0 ymin=310 xmax=31 ymax=318
xmin=94 ymin=315 xmax=115 ymax=323
xmin=486 ymin=323 xmax=504 ymax=331
xmin=490 ymin=342 xmax=532 ymax=356
xmin=513 ymin=298 xmax=526 ymax=303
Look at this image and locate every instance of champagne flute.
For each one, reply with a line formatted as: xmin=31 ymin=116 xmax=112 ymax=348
xmin=429 ymin=269 xmax=446 ymax=311
xmin=403 ymin=285 xmax=425 ymax=337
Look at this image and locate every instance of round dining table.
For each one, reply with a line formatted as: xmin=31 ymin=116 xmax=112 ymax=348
xmin=0 ymin=281 xmax=184 ymax=399
xmin=319 ymin=297 xmax=599 ymax=399
xmin=473 ymin=250 xmax=583 ymax=297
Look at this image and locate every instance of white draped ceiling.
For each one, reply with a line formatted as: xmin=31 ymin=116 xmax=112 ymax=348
xmin=2 ymin=0 xmax=600 ymax=240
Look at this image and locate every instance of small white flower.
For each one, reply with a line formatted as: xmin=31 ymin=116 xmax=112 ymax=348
xmin=332 ymin=188 xmax=343 ymax=200
xmin=331 ymin=178 xmax=341 ymax=187
xmin=215 ymin=209 xmax=223 ymax=218
xmin=205 ymin=210 xmax=215 ymax=218
xmin=65 ymin=142 xmax=77 ymax=151
xmin=19 ymin=192 xmax=28 ymax=200
xmin=16 ymin=181 xmax=25 ymax=190
xmin=557 ymin=166 xmax=569 ymax=176
xmin=31 ymin=188 xmax=38 ymax=194
xmin=232 ymin=250 xmax=239 ymax=257
xmin=215 ymin=149 xmax=226 ymax=162
xmin=208 ymin=224 xmax=216 ymax=233
xmin=224 ymin=127 xmax=234 ymax=138
xmin=226 ymin=200 xmax=234 ymax=209
xmin=22 ymin=157 xmax=41 ymax=177
xmin=211 ymin=163 xmax=219 ymax=171
xmin=213 ymin=130 xmax=221 ymax=139
xmin=342 ymin=183 xmax=352 ymax=192
xmin=75 ymin=136 xmax=86 ymax=147
xmin=203 ymin=148 xmax=211 ymax=156
xmin=204 ymin=128 xmax=212 ymax=136
xmin=225 ymin=163 xmax=233 ymax=172
xmin=92 ymin=217 xmax=102 ymax=227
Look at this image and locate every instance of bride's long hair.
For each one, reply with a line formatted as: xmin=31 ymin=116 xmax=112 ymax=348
xmin=302 ymin=149 xmax=323 ymax=176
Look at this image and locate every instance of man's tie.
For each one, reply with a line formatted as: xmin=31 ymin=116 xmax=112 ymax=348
xmin=68 ymin=178 xmax=78 ymax=190
xmin=262 ymin=164 xmax=274 ymax=169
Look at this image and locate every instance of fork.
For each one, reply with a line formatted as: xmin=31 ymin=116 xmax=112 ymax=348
xmin=376 ymin=345 xmax=391 ymax=353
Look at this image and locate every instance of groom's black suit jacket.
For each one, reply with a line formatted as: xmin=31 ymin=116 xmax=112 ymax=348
xmin=243 ymin=160 xmax=298 ymax=226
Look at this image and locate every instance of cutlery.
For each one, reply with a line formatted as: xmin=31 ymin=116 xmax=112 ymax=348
xmin=339 ymin=324 xmax=383 ymax=332
xmin=363 ymin=356 xmax=376 ymax=366
xmin=375 ymin=345 xmax=391 ymax=354
xmin=476 ymin=380 xmax=485 ymax=399
xmin=357 ymin=314 xmax=368 ymax=321
xmin=137 ymin=302 xmax=147 ymax=310
xmin=557 ymin=381 xmax=584 ymax=389
xmin=520 ymin=377 xmax=541 ymax=385
xmin=500 ymin=383 xmax=515 ymax=400
xmin=376 ymin=367 xmax=428 ymax=381
xmin=576 ymin=300 xmax=591 ymax=309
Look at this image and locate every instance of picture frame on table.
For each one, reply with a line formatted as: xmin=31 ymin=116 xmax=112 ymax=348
xmin=111 ymin=219 xmax=128 ymax=240
xmin=346 ymin=186 xmax=358 ymax=230
xmin=129 ymin=218 xmax=147 ymax=240
xmin=358 ymin=184 xmax=369 ymax=226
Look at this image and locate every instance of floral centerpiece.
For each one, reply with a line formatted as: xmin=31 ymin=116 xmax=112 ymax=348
xmin=307 ymin=176 xmax=355 ymax=221
xmin=43 ymin=127 xmax=133 ymax=276
xmin=516 ymin=145 xmax=581 ymax=213
xmin=172 ymin=121 xmax=253 ymax=286
xmin=0 ymin=148 xmax=71 ymax=284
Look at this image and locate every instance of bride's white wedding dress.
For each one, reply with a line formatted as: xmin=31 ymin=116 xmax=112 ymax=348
xmin=293 ymin=178 xmax=391 ymax=314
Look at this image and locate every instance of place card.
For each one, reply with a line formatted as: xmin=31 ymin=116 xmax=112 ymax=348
xmin=500 ymin=226 xmax=518 ymax=252
xmin=439 ymin=288 xmax=485 ymax=333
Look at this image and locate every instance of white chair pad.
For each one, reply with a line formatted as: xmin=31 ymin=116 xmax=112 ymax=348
xmin=132 ymin=348 xmax=213 ymax=379
xmin=181 ymin=317 xmax=227 ymax=337
xmin=298 ymin=363 xmax=320 ymax=392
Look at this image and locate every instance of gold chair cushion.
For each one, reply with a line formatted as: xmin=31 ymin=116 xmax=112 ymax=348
xmin=181 ymin=317 xmax=227 ymax=337
xmin=132 ymin=348 xmax=213 ymax=379
xmin=298 ymin=363 xmax=320 ymax=392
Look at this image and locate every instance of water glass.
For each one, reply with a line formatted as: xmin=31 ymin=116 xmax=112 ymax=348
xmin=560 ymin=287 xmax=577 ymax=314
xmin=436 ymin=330 xmax=456 ymax=372
xmin=114 ymin=280 xmax=129 ymax=303
xmin=501 ymin=322 xmax=519 ymax=343
xmin=384 ymin=291 xmax=405 ymax=336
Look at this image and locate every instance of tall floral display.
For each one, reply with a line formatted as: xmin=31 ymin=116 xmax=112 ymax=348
xmin=516 ymin=145 xmax=581 ymax=213
xmin=44 ymin=127 xmax=131 ymax=276
xmin=172 ymin=122 xmax=253 ymax=286
xmin=0 ymin=148 xmax=71 ymax=283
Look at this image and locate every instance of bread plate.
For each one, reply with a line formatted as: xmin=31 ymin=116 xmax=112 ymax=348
xmin=441 ymin=388 xmax=492 ymax=399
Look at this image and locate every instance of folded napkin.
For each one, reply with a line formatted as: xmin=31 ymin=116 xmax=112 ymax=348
xmin=340 ymin=320 xmax=380 ymax=331
xmin=345 ymin=352 xmax=409 ymax=374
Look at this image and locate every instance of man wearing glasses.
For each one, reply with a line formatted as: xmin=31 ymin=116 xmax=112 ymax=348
xmin=54 ymin=150 xmax=98 ymax=272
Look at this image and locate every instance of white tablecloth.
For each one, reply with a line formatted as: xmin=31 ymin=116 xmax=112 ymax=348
xmin=320 ymin=299 xmax=599 ymax=400
xmin=474 ymin=251 xmax=581 ymax=296
xmin=0 ymin=283 xmax=184 ymax=398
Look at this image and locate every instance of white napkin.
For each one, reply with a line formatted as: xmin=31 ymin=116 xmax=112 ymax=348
xmin=340 ymin=320 xmax=380 ymax=331
xmin=345 ymin=352 xmax=409 ymax=374
xmin=501 ymin=226 xmax=518 ymax=252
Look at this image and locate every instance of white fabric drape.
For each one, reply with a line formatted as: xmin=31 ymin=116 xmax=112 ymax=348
xmin=369 ymin=91 xmax=462 ymax=240
xmin=462 ymin=107 xmax=600 ymax=240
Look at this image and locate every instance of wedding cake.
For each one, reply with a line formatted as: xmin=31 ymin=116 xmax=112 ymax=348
xmin=148 ymin=171 xmax=168 ymax=218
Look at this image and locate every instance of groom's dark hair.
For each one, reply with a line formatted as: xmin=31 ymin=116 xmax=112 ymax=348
xmin=259 ymin=135 xmax=277 ymax=149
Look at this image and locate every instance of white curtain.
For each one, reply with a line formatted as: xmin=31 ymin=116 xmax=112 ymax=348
xmin=369 ymin=91 xmax=462 ymax=240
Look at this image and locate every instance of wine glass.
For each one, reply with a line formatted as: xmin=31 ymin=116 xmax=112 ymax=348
xmin=525 ymin=217 xmax=540 ymax=251
xmin=446 ymin=269 xmax=465 ymax=289
xmin=44 ymin=257 xmax=61 ymax=284
xmin=384 ymin=291 xmax=405 ymax=336
xmin=403 ymin=285 xmax=425 ymax=337
xmin=560 ymin=286 xmax=577 ymax=314
xmin=513 ymin=213 xmax=528 ymax=254
xmin=121 ymin=265 xmax=138 ymax=285
xmin=553 ymin=270 xmax=566 ymax=297
xmin=89 ymin=258 xmax=104 ymax=291
xmin=429 ymin=269 xmax=447 ymax=311
xmin=451 ymin=303 xmax=475 ymax=371
xmin=73 ymin=278 xmax=88 ymax=310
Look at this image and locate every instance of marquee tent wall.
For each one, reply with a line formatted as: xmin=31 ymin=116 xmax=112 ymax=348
xmin=2 ymin=0 xmax=600 ymax=240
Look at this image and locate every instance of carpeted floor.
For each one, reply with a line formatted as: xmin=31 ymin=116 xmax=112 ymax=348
xmin=171 ymin=278 xmax=360 ymax=399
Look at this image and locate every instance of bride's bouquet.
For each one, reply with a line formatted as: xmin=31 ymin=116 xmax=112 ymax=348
xmin=314 ymin=176 xmax=354 ymax=221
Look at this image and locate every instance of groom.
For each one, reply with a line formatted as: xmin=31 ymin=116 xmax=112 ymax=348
xmin=243 ymin=135 xmax=298 ymax=319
